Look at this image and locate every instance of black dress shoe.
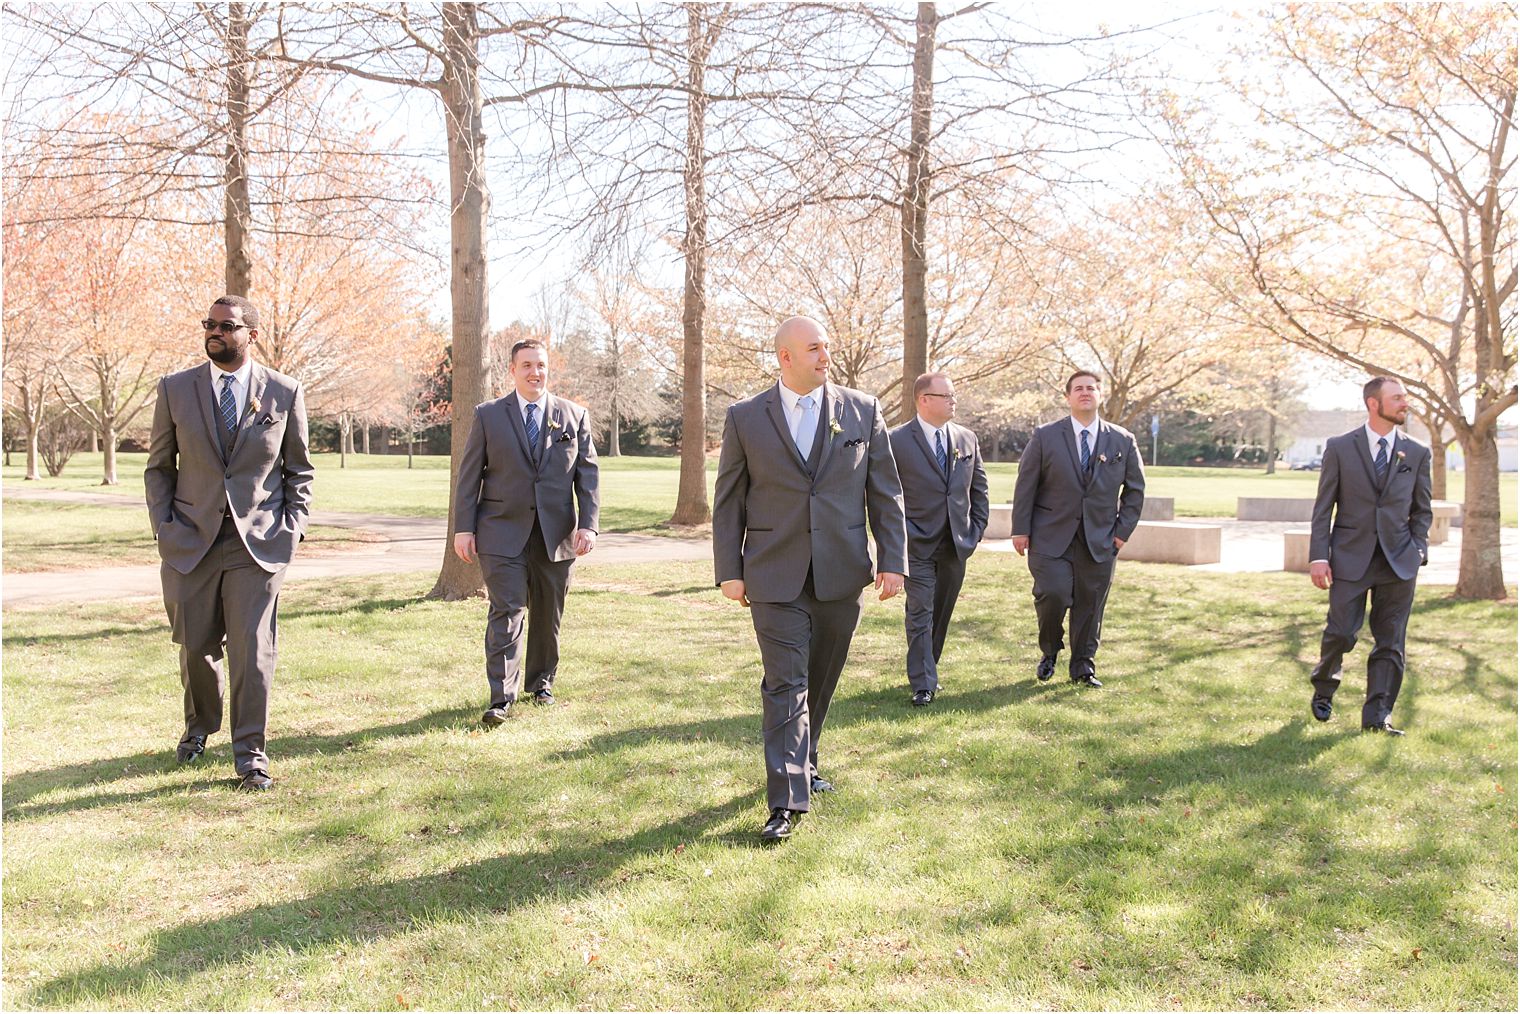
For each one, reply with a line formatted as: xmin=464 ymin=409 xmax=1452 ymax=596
xmin=1362 ymin=721 xmax=1405 ymax=736
xmin=481 ymin=704 xmax=510 ymax=727
xmin=1070 ymin=672 xmax=1102 ymax=688
xmin=1036 ymin=656 xmax=1057 ymax=681
xmin=1311 ymin=696 xmax=1333 ymax=722
xmin=911 ymin=689 xmax=935 ymax=707
xmin=760 ymin=808 xmax=803 ymax=841
xmin=810 ymin=774 xmax=835 ymax=794
xmin=176 ymin=735 xmax=207 ymax=764
xmin=533 ymin=689 xmax=555 ymax=706
xmin=239 ymin=769 xmax=273 ymax=791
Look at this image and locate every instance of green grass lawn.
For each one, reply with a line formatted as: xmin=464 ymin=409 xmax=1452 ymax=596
xmin=8 ymin=452 xmax=1516 ymax=529
xmin=1 ymin=499 xmax=381 ymax=573
xmin=3 ymin=559 xmax=1514 ymax=1009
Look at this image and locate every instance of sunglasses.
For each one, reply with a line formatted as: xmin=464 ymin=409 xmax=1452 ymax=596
xmin=201 ymin=319 xmax=248 ymax=334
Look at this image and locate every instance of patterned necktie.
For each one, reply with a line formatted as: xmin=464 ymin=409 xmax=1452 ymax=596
xmin=794 ymin=395 xmax=818 ymax=457
xmin=1080 ymin=428 xmax=1091 ymax=473
xmin=218 ymin=374 xmax=238 ymax=453
xmin=1374 ymin=436 xmax=1388 ymax=480
xmin=935 ymin=428 xmax=948 ymax=475
xmin=525 ymin=402 xmax=540 ymax=457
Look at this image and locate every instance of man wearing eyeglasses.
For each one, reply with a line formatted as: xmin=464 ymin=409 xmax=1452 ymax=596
xmin=1010 ymin=371 xmax=1145 ymax=689
xmin=145 ymin=295 xmax=314 ymax=792
xmin=888 ymin=373 xmax=989 ymax=707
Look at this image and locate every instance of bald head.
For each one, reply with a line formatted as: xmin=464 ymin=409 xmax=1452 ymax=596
xmin=773 ymin=315 xmax=830 ymax=394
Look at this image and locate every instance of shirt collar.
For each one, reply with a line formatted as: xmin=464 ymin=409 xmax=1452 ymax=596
xmin=917 ymin=415 xmax=947 ymax=446
xmin=519 ymin=391 xmax=548 ymax=416
xmin=1365 ymin=423 xmax=1398 ymax=454
xmin=1070 ymin=415 xmax=1100 ymax=442
xmin=209 ymin=358 xmax=253 ymax=389
xmin=777 ymin=381 xmax=822 ymax=415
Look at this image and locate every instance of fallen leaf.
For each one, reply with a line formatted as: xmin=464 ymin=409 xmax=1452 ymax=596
xmin=396 ymin=994 xmax=409 ymax=1010
xmin=1411 ymin=948 xmax=1422 ymax=960
xmin=675 ymin=843 xmax=686 ymax=855
xmin=583 ymin=952 xmax=599 ymax=964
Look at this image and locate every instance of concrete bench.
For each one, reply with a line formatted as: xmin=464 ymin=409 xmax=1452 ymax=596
xmin=1283 ymin=530 xmax=1312 ymax=572
xmin=983 ymin=503 xmax=1012 ymax=541
xmin=1140 ymin=497 xmax=1174 ymax=521
xmin=1238 ymin=497 xmax=1316 ymax=522
xmin=1118 ymin=521 xmax=1221 ymax=565
xmin=1430 ymin=500 xmax=1460 ymax=544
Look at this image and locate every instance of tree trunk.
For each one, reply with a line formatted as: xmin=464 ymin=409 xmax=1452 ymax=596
xmin=431 ymin=1 xmax=490 ymax=599
xmin=608 ymin=394 xmax=622 ymax=457
xmin=90 ymin=429 xmax=99 ymax=453
xmin=1264 ymin=412 xmax=1277 ymax=474
xmin=23 ymin=389 xmax=41 ymax=480
xmin=669 ymin=3 xmax=713 ymax=526
xmin=1429 ymin=436 xmax=1447 ymax=500
xmin=898 ymin=2 xmax=937 ymax=425
xmin=362 ymin=425 xmax=371 ymax=454
xmin=1455 ymin=425 xmax=1507 ymax=599
xmin=223 ymin=2 xmax=253 ymax=296
xmin=100 ymin=421 xmax=118 ymax=485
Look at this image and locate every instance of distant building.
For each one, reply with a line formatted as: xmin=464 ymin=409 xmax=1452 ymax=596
xmin=1284 ymin=412 xmax=1517 ymax=473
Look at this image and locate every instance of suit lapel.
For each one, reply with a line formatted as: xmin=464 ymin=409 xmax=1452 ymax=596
xmin=504 ymin=392 xmax=534 ymax=466
xmin=764 ymin=384 xmax=810 ymax=474
xmin=1350 ymin=428 xmax=1381 ymax=494
xmin=536 ymin=394 xmax=561 ymax=474
xmin=225 ymin=363 xmax=267 ymax=464
xmin=194 ymin=364 xmax=225 ymax=463
xmin=909 ymin=420 xmax=946 ymax=489
xmin=813 ymin=385 xmax=837 ymax=480
xmin=1058 ymin=420 xmax=1086 ymax=486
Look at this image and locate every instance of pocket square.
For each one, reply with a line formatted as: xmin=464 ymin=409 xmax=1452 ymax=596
xmin=259 ymin=414 xmax=276 ymax=425
xmin=556 ymin=431 xmax=574 ymax=443
xmin=1397 ymin=464 xmax=1412 ymax=473
xmin=844 ymin=437 xmax=865 ymax=447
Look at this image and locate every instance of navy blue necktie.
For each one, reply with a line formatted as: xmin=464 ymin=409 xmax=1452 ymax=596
xmin=1374 ymin=437 xmax=1388 ymax=480
xmin=218 ymin=374 xmax=238 ymax=454
xmin=1080 ymin=428 xmax=1091 ymax=473
xmin=525 ymin=402 xmax=540 ymax=457
xmin=934 ymin=429 xmax=948 ymax=475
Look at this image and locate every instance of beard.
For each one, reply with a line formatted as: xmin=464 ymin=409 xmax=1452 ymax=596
xmin=1377 ymin=403 xmax=1407 ymax=426
xmin=205 ymin=340 xmax=239 ymax=364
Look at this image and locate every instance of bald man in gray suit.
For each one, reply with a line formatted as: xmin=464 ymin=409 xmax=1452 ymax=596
xmin=714 ymin=316 xmax=908 ymax=841
xmin=453 ymin=338 xmax=600 ymax=725
xmin=145 ymin=294 xmax=314 ymax=792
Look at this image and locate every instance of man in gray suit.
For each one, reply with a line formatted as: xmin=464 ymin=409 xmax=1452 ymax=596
xmin=714 ymin=316 xmax=908 ymax=841
xmin=889 ymin=372 xmax=990 ymax=707
xmin=453 ymin=338 xmax=600 ymax=725
xmin=1308 ymin=377 xmax=1432 ymax=735
xmin=1011 ymin=371 xmax=1145 ymax=688
xmin=145 ymin=294 xmax=315 ymax=791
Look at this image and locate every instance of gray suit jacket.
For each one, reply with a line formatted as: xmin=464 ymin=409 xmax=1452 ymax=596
xmin=889 ymin=420 xmax=990 ymax=561
xmin=1310 ymin=428 xmax=1432 ymax=582
xmin=1010 ymin=417 xmax=1145 ymax=563
xmin=713 ymin=382 xmax=908 ymax=603
xmin=453 ymin=392 xmax=600 ymax=561
xmin=145 ymin=361 xmax=314 ymax=575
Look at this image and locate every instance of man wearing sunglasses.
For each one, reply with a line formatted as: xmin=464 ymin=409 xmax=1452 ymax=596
xmin=145 ymin=295 xmax=314 ymax=792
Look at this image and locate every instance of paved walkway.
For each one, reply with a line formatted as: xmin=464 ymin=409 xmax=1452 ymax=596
xmin=3 ymin=487 xmax=1514 ymax=607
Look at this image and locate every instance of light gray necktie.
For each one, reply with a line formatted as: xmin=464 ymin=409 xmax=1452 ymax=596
xmin=794 ymin=395 xmax=817 ymax=457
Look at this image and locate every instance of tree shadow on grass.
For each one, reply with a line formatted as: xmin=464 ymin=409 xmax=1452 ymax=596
xmin=26 ymin=789 xmax=767 ymax=1006
xmin=2 ymin=705 xmax=479 ymax=821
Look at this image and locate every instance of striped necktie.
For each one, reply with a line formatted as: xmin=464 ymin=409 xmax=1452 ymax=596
xmin=525 ymin=402 xmax=540 ymax=457
xmin=1374 ymin=437 xmax=1388 ymax=480
xmin=1080 ymin=428 xmax=1091 ymax=473
xmin=218 ymin=374 xmax=238 ymax=453
xmin=935 ymin=429 xmax=948 ymax=475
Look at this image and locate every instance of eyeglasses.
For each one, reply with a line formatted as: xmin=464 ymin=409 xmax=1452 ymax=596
xmin=201 ymin=319 xmax=247 ymax=334
xmin=922 ymin=392 xmax=956 ymax=401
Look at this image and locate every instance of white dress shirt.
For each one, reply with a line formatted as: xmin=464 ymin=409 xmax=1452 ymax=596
xmin=1070 ymin=416 xmax=1100 ymax=460
xmin=1365 ymin=423 xmax=1399 ymax=463
xmin=208 ymin=359 xmax=253 ymax=422
xmin=917 ymin=416 xmax=950 ymax=463
xmin=777 ymin=381 xmax=824 ymax=449
xmin=519 ymin=392 xmax=548 ymax=430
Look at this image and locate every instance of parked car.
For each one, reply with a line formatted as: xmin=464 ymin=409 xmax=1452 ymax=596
xmin=1290 ymin=457 xmax=1322 ymax=471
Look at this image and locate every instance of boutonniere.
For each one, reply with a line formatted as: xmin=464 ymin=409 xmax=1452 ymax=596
xmin=1395 ymin=450 xmax=1406 ymax=461
xmin=828 ymin=417 xmax=843 ymax=436
xmin=1098 ymin=453 xmax=1109 ymax=464
xmin=546 ymin=418 xmax=561 ymax=432
xmin=247 ymin=396 xmax=261 ymax=417
xmin=952 ymin=447 xmax=967 ymax=462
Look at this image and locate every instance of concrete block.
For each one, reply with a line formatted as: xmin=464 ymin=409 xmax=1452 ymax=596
xmin=1430 ymin=500 xmax=1460 ymax=544
xmin=1284 ymin=530 xmax=1312 ymax=573
xmin=1118 ymin=521 xmax=1221 ymax=565
xmin=983 ymin=503 xmax=1012 ymax=541
xmin=1140 ymin=497 xmax=1174 ymax=521
xmin=1237 ymin=497 xmax=1316 ymax=521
